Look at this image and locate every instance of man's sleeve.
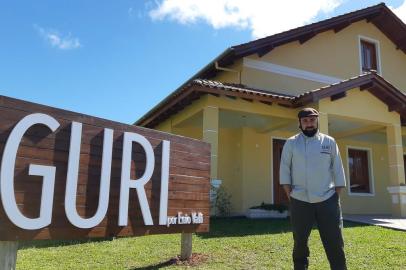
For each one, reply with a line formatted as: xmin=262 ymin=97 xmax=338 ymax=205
xmin=332 ymin=140 xmax=346 ymax=187
xmin=279 ymin=140 xmax=292 ymax=185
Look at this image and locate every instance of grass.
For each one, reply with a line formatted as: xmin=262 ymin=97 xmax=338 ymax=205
xmin=16 ymin=218 xmax=406 ymax=270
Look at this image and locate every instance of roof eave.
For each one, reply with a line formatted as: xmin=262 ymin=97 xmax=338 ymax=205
xmin=137 ymin=73 xmax=406 ymax=129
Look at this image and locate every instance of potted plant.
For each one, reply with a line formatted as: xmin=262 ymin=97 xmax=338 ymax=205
xmin=246 ymin=202 xmax=289 ymax=219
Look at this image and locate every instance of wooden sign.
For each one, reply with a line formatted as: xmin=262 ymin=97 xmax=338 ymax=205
xmin=0 ymin=95 xmax=210 ymax=240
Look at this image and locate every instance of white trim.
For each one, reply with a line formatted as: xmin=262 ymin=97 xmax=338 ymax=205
xmin=388 ymin=144 xmax=403 ymax=147
xmin=358 ymin=35 xmax=382 ymax=75
xmin=243 ymin=58 xmax=343 ymax=84
xmin=389 ymin=164 xmax=404 ymax=167
xmin=387 ymin=186 xmax=406 ymax=193
xmin=345 ymin=145 xmax=376 ymax=197
xmin=270 ymin=136 xmax=288 ymax=204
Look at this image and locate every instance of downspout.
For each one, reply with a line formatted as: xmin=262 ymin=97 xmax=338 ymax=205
xmin=215 ymin=61 xmax=242 ymax=84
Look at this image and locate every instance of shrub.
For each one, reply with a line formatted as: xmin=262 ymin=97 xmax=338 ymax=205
xmin=211 ymin=185 xmax=232 ymax=217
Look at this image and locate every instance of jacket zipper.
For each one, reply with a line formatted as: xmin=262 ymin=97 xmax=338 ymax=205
xmin=304 ymin=138 xmax=310 ymax=202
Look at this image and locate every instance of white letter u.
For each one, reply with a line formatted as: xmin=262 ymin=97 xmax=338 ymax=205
xmin=65 ymin=122 xmax=114 ymax=229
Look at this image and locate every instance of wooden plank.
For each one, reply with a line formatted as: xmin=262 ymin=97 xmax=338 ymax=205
xmin=298 ymin=32 xmax=316 ymax=44
xmin=330 ymin=91 xmax=347 ymax=101
xmin=0 ymin=105 xmax=209 ymax=151
xmin=0 ymin=222 xmax=210 ymax=241
xmin=333 ymin=21 xmax=351 ymax=33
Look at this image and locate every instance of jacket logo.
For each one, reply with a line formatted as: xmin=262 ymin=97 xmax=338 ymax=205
xmin=321 ymin=145 xmax=331 ymax=154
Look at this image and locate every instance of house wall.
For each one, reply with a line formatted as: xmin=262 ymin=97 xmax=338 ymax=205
xmin=155 ymin=119 xmax=172 ymax=133
xmin=266 ymin=132 xmax=393 ymax=215
xmin=317 ymin=88 xmax=400 ymax=214
xmin=217 ymin=128 xmax=295 ymax=215
xmin=240 ymin=128 xmax=272 ymax=212
xmin=220 ymin=20 xmax=406 ymax=96
xmin=172 ymin=126 xmax=202 ymax=140
xmin=338 ymin=138 xmax=392 ymax=214
xmin=318 ymin=88 xmax=400 ymax=125
xmin=218 ymin=128 xmax=243 ymax=213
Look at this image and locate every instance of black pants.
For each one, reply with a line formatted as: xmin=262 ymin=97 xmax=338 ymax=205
xmin=290 ymin=193 xmax=347 ymax=270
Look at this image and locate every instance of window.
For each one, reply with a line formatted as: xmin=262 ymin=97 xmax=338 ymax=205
xmin=348 ymin=148 xmax=372 ymax=194
xmin=360 ymin=39 xmax=378 ymax=73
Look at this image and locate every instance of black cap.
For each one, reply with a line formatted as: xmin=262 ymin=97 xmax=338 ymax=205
xmin=298 ymin=108 xmax=319 ymax=119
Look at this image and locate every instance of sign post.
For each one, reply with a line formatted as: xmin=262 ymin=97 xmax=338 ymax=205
xmin=181 ymin=233 xmax=193 ymax=260
xmin=0 ymin=241 xmax=18 ymax=270
xmin=0 ymin=95 xmax=210 ymax=266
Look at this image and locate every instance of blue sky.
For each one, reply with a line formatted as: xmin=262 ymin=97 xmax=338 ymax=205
xmin=1 ymin=0 xmax=405 ymax=124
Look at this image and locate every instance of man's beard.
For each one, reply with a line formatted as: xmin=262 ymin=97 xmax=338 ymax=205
xmin=300 ymin=125 xmax=318 ymax=137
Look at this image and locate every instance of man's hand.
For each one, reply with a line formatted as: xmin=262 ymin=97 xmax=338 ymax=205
xmin=335 ymin=187 xmax=344 ymax=195
xmin=282 ymin=185 xmax=292 ymax=201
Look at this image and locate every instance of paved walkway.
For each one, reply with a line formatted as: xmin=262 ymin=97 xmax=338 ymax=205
xmin=343 ymin=214 xmax=406 ymax=231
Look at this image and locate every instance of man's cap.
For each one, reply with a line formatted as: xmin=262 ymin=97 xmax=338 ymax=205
xmin=298 ymin=108 xmax=319 ymax=119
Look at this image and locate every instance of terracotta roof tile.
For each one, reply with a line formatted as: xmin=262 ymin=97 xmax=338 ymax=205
xmin=296 ymin=72 xmax=374 ymax=98
xmin=191 ymin=79 xmax=295 ymax=100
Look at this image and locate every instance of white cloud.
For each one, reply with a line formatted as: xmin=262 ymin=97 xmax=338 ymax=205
xmin=34 ymin=25 xmax=81 ymax=50
xmin=391 ymin=0 xmax=406 ymax=23
xmin=149 ymin=0 xmax=344 ymax=39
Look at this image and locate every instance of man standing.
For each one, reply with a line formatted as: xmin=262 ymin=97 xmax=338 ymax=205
xmin=280 ymin=108 xmax=347 ymax=270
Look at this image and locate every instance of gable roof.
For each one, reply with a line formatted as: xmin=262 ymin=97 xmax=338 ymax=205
xmin=195 ymin=3 xmax=406 ymax=79
xmin=136 ymin=72 xmax=406 ymax=128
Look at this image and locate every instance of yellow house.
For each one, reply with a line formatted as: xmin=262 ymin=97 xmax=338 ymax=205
xmin=136 ymin=3 xmax=406 ymax=217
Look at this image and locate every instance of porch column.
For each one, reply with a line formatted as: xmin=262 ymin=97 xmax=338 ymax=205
xmin=203 ymin=106 xmax=219 ymax=179
xmin=180 ymin=106 xmax=219 ymax=259
xmin=318 ymin=112 xmax=329 ymax=135
xmin=203 ymin=106 xmax=221 ymax=217
xmin=386 ymin=123 xmax=406 ymax=217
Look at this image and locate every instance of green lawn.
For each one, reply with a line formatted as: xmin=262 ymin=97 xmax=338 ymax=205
xmin=17 ymin=218 xmax=406 ymax=269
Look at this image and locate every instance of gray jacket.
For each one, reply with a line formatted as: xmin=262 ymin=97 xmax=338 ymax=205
xmin=279 ymin=131 xmax=346 ymax=203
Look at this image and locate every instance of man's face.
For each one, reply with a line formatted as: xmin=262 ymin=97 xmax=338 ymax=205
xmin=299 ymin=116 xmax=318 ymax=130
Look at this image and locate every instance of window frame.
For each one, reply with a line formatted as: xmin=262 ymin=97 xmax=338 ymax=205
xmin=358 ymin=35 xmax=382 ymax=75
xmin=345 ymin=146 xmax=375 ymax=196
xmin=271 ymin=136 xmax=288 ymax=205
xmin=403 ymin=152 xmax=406 ymax=181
